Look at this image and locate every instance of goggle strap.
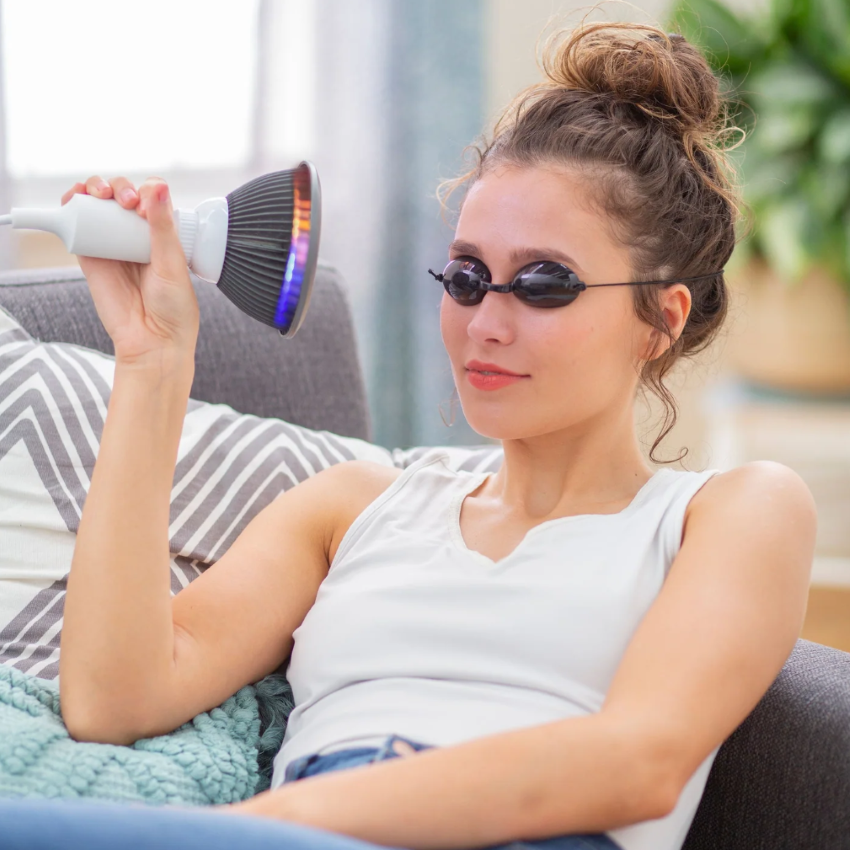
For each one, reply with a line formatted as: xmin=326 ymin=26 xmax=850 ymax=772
xmin=586 ymin=270 xmax=725 ymax=288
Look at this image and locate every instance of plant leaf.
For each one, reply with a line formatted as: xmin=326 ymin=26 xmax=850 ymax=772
xmin=770 ymin=0 xmax=808 ymax=36
xmin=757 ymin=197 xmax=812 ymax=283
xmin=748 ymin=58 xmax=842 ymax=109
xmin=750 ymin=105 xmax=820 ymax=154
xmin=801 ymin=161 xmax=850 ymax=221
xmin=739 ymin=148 xmax=805 ymax=206
xmin=667 ymin=0 xmax=769 ymax=75
xmin=818 ymin=109 xmax=850 ymax=164
xmin=796 ymin=0 xmax=850 ymax=88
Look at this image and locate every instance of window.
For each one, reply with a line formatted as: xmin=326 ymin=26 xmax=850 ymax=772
xmin=1 ymin=0 xmax=260 ymax=178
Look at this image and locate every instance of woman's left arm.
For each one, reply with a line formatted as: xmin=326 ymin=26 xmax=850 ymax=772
xmin=231 ymin=460 xmax=817 ymax=850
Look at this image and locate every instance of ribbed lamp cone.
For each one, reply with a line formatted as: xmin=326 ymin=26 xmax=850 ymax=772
xmin=217 ymin=161 xmax=321 ymax=337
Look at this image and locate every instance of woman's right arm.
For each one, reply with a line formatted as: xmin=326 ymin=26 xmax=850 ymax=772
xmin=58 ymin=174 xmax=393 ymax=744
xmin=64 ymin=450 xmax=365 ymax=745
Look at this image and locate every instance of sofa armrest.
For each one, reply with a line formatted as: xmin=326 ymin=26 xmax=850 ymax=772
xmin=683 ymin=638 xmax=850 ymax=850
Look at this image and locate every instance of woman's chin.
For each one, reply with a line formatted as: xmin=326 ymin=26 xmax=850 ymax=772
xmin=464 ymin=418 xmax=534 ymax=442
xmin=464 ymin=408 xmax=570 ymax=442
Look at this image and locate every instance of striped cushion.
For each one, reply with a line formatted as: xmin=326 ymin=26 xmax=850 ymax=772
xmin=0 ymin=305 xmax=396 ymax=680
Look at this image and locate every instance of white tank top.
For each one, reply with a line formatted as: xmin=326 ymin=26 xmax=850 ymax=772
xmin=272 ymin=450 xmax=723 ymax=850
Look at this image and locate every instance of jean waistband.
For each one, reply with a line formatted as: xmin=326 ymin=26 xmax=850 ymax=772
xmin=283 ymin=734 xmax=434 ymax=783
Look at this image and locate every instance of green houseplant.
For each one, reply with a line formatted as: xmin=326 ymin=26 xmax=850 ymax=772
xmin=668 ymin=0 xmax=850 ymax=393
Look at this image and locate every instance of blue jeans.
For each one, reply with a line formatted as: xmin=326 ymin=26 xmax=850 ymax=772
xmin=0 ymin=735 xmax=622 ymax=850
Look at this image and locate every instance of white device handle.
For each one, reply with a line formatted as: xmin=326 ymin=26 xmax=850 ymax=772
xmin=10 ymin=194 xmax=198 ymax=265
xmin=8 ymin=193 xmax=229 ymax=283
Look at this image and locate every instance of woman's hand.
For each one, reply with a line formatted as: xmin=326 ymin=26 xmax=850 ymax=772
xmin=61 ymin=175 xmax=200 ymax=369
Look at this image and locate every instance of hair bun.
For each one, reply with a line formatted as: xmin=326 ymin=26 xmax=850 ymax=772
xmin=540 ymin=22 xmax=723 ymax=136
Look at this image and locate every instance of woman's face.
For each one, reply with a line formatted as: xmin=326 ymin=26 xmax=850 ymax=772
xmin=440 ymin=164 xmax=678 ymax=442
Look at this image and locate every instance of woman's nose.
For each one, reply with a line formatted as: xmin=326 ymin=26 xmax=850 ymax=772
xmin=465 ymin=290 xmax=517 ymax=343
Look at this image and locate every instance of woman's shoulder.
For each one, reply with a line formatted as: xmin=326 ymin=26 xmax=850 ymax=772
xmin=319 ymin=451 xmax=462 ymax=513
xmin=682 ymin=460 xmax=817 ymax=538
xmin=313 ymin=449 xmax=467 ymax=509
xmin=316 ymin=458 xmax=404 ymax=507
xmin=688 ymin=459 xmax=812 ymax=502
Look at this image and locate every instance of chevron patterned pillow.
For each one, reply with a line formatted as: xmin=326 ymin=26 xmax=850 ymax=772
xmin=0 ymin=304 xmax=396 ymax=680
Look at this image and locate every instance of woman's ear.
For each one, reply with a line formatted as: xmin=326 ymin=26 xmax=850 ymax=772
xmin=644 ymin=284 xmax=692 ymax=361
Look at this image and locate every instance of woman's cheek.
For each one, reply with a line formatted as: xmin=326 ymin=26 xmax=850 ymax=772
xmin=439 ymin=296 xmax=467 ymax=366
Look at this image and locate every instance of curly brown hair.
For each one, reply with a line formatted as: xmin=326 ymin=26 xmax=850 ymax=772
xmin=437 ymin=19 xmax=750 ymax=463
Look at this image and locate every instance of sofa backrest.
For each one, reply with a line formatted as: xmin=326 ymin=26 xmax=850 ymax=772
xmin=0 ymin=264 xmax=372 ymax=441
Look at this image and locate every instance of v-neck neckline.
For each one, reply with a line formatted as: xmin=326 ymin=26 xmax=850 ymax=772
xmin=448 ymin=467 xmax=670 ymax=567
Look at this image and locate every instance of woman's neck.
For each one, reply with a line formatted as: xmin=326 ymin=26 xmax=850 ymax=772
xmin=487 ymin=409 xmax=654 ymax=522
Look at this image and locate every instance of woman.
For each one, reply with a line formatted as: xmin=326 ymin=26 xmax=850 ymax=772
xmin=1 ymin=20 xmax=816 ymax=850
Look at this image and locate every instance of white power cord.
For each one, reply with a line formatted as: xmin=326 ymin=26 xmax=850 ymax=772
xmin=0 ymin=215 xmax=11 ymax=226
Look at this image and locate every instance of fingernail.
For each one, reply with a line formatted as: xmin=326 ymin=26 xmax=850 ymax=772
xmin=120 ymin=188 xmax=136 ymax=204
xmin=97 ymin=179 xmax=110 ymax=192
xmin=158 ymin=184 xmax=170 ymax=205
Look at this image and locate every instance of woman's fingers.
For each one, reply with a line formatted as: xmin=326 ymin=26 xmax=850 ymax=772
xmin=60 ymin=182 xmax=87 ymax=206
xmin=61 ymin=175 xmax=135 ymax=207
xmin=85 ymin=175 xmax=112 ymax=199
xmin=108 ymin=176 xmax=138 ymax=209
xmin=137 ymin=177 xmax=188 ymax=281
xmin=136 ymin=177 xmax=166 ymax=218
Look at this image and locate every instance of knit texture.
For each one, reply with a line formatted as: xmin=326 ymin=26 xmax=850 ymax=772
xmin=0 ymin=665 xmax=294 ymax=805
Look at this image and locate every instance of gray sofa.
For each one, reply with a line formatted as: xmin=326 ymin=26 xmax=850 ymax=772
xmin=1 ymin=265 xmax=848 ymax=850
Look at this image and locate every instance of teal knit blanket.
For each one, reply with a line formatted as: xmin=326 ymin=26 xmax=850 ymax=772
xmin=0 ymin=664 xmax=293 ymax=806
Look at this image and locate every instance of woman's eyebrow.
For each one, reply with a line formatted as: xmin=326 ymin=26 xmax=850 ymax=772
xmin=448 ymin=239 xmax=582 ymax=272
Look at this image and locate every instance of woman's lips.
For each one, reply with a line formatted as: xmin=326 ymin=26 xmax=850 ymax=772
xmin=465 ymin=369 xmax=528 ymax=391
xmin=463 ymin=360 xmax=530 ymax=391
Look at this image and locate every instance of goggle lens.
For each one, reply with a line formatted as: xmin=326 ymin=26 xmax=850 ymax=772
xmin=442 ymin=258 xmax=488 ymax=304
xmin=514 ymin=261 xmax=582 ymax=307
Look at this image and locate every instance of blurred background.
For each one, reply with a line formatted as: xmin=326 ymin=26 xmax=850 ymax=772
xmin=1 ymin=0 xmax=848 ymax=649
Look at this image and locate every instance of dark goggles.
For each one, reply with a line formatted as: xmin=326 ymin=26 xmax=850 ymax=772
xmin=428 ymin=257 xmax=724 ymax=308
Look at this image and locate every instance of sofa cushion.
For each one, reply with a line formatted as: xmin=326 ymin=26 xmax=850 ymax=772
xmin=0 ymin=303 xmax=395 ymax=680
